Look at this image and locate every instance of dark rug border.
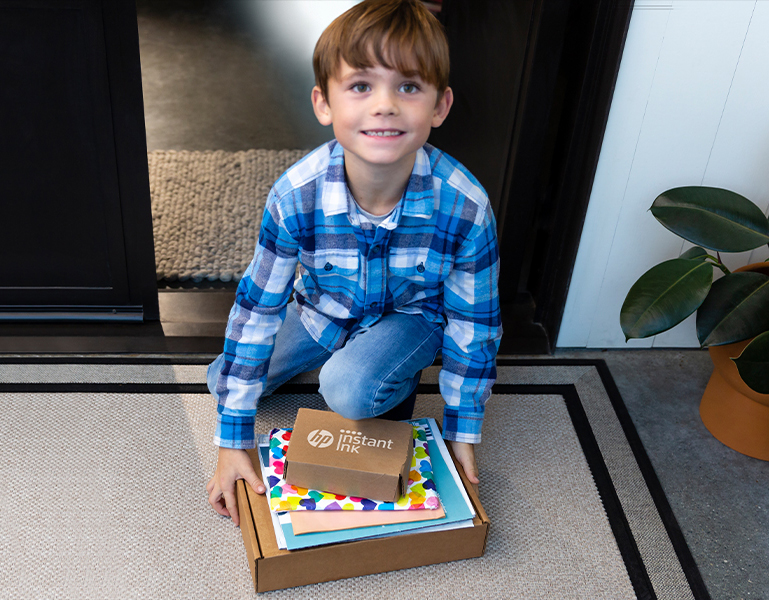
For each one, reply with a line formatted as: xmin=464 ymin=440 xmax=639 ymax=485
xmin=0 ymin=356 xmax=710 ymax=599
xmin=506 ymin=383 xmax=656 ymax=600
xmin=588 ymin=361 xmax=711 ymax=600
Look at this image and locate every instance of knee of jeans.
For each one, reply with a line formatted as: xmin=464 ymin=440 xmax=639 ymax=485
xmin=319 ymin=368 xmax=374 ymax=421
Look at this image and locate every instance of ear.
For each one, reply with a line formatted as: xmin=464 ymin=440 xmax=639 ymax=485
xmin=431 ymin=87 xmax=453 ymax=128
xmin=311 ymin=86 xmax=333 ymax=126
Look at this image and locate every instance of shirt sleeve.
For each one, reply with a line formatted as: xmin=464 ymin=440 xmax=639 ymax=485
xmin=439 ymin=202 xmax=502 ymax=444
xmin=212 ymin=188 xmax=299 ymax=448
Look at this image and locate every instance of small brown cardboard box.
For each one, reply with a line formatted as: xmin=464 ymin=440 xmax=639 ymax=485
xmin=236 ymin=440 xmax=490 ymax=593
xmin=285 ymin=408 xmax=414 ymax=503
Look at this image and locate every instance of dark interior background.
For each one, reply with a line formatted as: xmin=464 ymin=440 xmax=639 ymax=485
xmin=433 ymin=0 xmax=633 ymax=352
xmin=0 ymin=0 xmax=632 ymax=353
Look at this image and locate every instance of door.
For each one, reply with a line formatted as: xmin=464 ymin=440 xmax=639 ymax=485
xmin=0 ymin=0 xmax=158 ymax=320
xmin=431 ymin=0 xmax=633 ymax=352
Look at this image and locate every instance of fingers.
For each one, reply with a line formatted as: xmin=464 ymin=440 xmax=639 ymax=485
xmin=207 ymin=477 xmax=231 ymax=518
xmin=222 ymin=489 xmax=240 ymax=527
xmin=209 ymin=495 xmax=230 ymax=519
xmin=461 ymin=458 xmax=480 ymax=484
xmin=457 ymin=453 xmax=480 ymax=497
xmin=455 ymin=451 xmax=480 ymax=496
xmin=208 ymin=477 xmax=240 ymax=526
xmin=207 ymin=447 xmax=266 ymax=525
xmin=209 ymin=490 xmax=231 ymax=518
xmin=449 ymin=441 xmax=481 ymax=494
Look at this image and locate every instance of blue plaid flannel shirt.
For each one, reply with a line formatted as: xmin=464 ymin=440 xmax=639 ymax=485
xmin=214 ymin=140 xmax=502 ymax=448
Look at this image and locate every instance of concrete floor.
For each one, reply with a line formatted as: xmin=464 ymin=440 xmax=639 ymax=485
xmin=135 ymin=2 xmax=768 ymax=598
xmin=137 ymin=0 xmax=336 ymax=151
xmin=555 ymin=349 xmax=768 ymax=600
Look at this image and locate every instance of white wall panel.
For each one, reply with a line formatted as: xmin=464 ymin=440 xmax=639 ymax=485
xmin=558 ymin=1 xmax=763 ymax=348
xmin=657 ymin=1 xmax=769 ymax=346
xmin=702 ymin=1 xmax=769 ymax=272
xmin=557 ymin=7 xmax=670 ymax=347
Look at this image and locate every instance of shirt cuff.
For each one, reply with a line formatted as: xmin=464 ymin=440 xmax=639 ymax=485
xmin=441 ymin=405 xmax=483 ymax=444
xmin=214 ymin=413 xmax=257 ymax=449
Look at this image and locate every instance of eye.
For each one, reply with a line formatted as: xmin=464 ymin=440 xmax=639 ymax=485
xmin=400 ymin=82 xmax=419 ymax=94
xmin=351 ymin=82 xmax=370 ymax=93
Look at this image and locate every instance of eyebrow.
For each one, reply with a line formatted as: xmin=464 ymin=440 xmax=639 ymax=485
xmin=340 ymin=68 xmax=424 ymax=83
xmin=340 ymin=69 xmax=372 ymax=81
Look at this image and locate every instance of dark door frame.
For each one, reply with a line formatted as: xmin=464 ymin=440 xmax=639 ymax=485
xmin=433 ymin=0 xmax=634 ymax=353
xmin=102 ymin=0 xmax=159 ymax=320
xmin=500 ymin=0 xmax=634 ymax=353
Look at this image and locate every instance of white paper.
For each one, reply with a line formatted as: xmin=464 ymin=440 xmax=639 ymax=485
xmin=256 ymin=434 xmax=287 ymax=549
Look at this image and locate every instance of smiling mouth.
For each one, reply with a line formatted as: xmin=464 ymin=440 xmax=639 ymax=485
xmin=362 ymin=130 xmax=404 ymax=137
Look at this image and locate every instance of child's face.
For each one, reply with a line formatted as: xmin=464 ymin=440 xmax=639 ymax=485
xmin=312 ymin=59 xmax=452 ymax=176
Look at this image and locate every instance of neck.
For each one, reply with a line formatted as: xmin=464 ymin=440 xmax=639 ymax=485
xmin=343 ymin=151 xmax=416 ymax=216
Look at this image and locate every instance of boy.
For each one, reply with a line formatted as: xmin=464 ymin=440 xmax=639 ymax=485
xmin=207 ymin=0 xmax=502 ymax=526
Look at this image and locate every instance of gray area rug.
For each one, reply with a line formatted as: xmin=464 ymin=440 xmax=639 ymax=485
xmin=0 ymin=359 xmax=709 ymax=599
xmin=149 ymin=149 xmax=309 ymax=283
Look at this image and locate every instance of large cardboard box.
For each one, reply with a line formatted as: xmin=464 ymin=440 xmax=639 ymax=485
xmin=286 ymin=408 xmax=414 ymax=502
xmin=237 ymin=443 xmax=490 ymax=593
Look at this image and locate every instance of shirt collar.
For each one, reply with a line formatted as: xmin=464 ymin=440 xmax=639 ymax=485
xmin=321 ymin=141 xmax=434 ymax=219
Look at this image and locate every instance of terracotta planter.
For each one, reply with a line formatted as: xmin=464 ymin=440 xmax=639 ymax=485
xmin=699 ymin=262 xmax=769 ymax=461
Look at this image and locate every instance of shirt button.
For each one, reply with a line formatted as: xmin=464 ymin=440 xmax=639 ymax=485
xmin=324 ymin=263 xmax=333 ymax=271
xmin=369 ymin=302 xmax=378 ymax=308
xmin=370 ymin=246 xmax=379 ymax=255
xmin=417 ymin=263 xmax=425 ymax=273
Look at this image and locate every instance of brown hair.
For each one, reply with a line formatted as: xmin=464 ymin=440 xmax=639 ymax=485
xmin=313 ymin=0 xmax=450 ymax=101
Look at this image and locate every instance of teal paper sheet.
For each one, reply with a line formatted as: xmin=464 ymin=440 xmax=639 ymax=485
xmin=260 ymin=418 xmax=475 ymax=550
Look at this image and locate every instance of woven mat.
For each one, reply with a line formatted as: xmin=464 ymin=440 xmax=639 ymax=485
xmin=0 ymin=359 xmax=709 ymax=599
xmin=148 ymin=149 xmax=309 ymax=283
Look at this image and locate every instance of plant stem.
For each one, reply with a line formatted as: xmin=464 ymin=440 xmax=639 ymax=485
xmin=704 ymin=254 xmax=731 ymax=275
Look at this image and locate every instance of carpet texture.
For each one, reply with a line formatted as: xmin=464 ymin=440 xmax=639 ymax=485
xmin=0 ymin=359 xmax=709 ymax=599
xmin=148 ymin=149 xmax=309 ymax=283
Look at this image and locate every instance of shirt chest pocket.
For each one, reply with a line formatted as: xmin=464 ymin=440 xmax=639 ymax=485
xmin=301 ymin=250 xmax=360 ymax=280
xmin=387 ymin=249 xmax=453 ymax=283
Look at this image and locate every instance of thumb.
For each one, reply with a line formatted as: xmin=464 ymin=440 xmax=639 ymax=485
xmin=247 ymin=472 xmax=266 ymax=495
xmin=460 ymin=456 xmax=480 ymax=485
xmin=449 ymin=441 xmax=480 ymax=484
xmin=241 ymin=460 xmax=266 ymax=495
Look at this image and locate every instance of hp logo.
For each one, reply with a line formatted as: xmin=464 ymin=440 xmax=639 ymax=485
xmin=307 ymin=429 xmax=334 ymax=449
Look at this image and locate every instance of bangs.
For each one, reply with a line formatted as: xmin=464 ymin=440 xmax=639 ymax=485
xmin=314 ymin=0 xmax=449 ymax=99
xmin=341 ymin=23 xmax=444 ymax=87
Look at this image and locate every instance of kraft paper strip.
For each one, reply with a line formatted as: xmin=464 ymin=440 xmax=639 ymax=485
xmin=289 ymin=504 xmax=446 ymax=534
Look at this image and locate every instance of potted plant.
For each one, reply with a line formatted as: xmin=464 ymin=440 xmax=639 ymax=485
xmin=620 ymin=186 xmax=769 ymax=460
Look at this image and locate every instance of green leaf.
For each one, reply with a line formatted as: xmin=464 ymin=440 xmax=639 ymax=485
xmin=696 ymin=272 xmax=769 ymax=346
xmin=732 ymin=331 xmax=769 ymax=394
xmin=679 ymin=246 xmax=710 ymax=261
xmin=621 ymin=258 xmax=713 ymax=340
xmin=651 ymin=187 xmax=769 ymax=252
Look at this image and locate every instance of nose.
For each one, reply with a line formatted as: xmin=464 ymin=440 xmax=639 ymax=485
xmin=370 ymin=88 xmax=399 ymax=116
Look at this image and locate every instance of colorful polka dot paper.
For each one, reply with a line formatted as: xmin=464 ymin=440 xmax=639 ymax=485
xmin=265 ymin=423 xmax=440 ymax=512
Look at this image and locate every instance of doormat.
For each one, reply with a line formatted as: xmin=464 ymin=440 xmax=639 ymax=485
xmin=148 ymin=149 xmax=309 ymax=283
xmin=0 ymin=358 xmax=710 ymax=600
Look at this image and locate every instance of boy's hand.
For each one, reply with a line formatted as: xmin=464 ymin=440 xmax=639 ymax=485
xmin=206 ymin=447 xmax=266 ymax=527
xmin=449 ymin=440 xmax=480 ymax=495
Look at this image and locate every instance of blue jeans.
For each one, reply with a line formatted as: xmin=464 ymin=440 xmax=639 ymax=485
xmin=207 ymin=301 xmax=443 ymax=419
